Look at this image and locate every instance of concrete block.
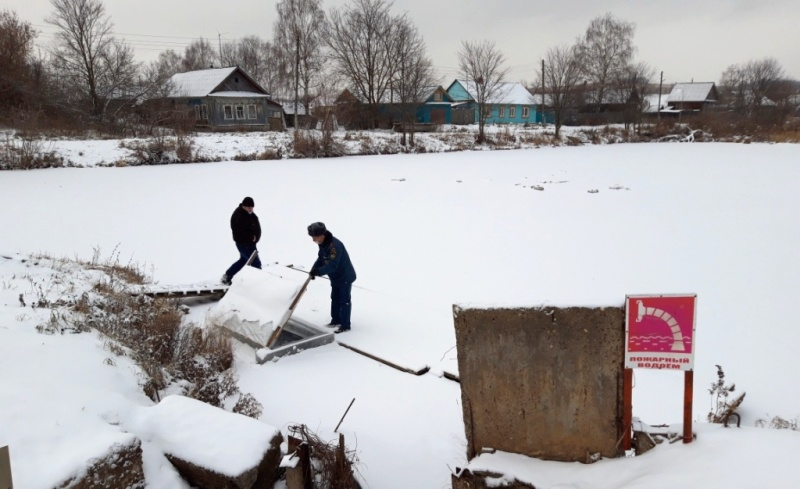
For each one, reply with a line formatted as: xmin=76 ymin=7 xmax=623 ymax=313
xmin=0 ymin=446 xmax=12 ymax=489
xmin=454 ymin=305 xmax=625 ymax=462
xmin=167 ymin=432 xmax=283 ymax=489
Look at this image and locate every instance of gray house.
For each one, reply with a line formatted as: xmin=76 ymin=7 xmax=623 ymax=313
xmin=167 ymin=67 xmax=285 ymax=131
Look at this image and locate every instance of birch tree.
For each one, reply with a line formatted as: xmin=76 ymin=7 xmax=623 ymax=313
xmin=274 ymin=0 xmax=326 ymax=127
xmin=576 ymin=13 xmax=636 ymax=111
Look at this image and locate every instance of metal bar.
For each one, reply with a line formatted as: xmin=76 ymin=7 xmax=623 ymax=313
xmin=245 ymin=249 xmax=259 ymax=267
xmin=622 ymin=368 xmax=633 ymax=451
xmin=334 ymin=398 xmax=356 ymax=433
xmin=684 ymin=370 xmax=694 ymax=443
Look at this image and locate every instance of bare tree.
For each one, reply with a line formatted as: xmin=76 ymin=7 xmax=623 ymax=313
xmin=147 ymin=49 xmax=183 ymax=84
xmin=539 ymin=44 xmax=582 ymax=138
xmin=274 ymin=0 xmax=326 ymax=127
xmin=0 ymin=10 xmax=39 ymax=114
xmin=721 ymin=58 xmax=785 ymax=117
xmin=457 ymin=39 xmax=509 ymax=143
xmin=46 ymin=0 xmax=137 ymax=120
xmin=615 ymin=61 xmax=655 ymax=133
xmin=218 ymin=36 xmax=279 ymax=93
xmin=326 ymin=0 xmax=401 ymax=128
xmin=576 ymin=13 xmax=636 ymax=111
xmin=392 ymin=17 xmax=436 ymax=146
xmin=181 ymin=38 xmax=217 ymax=72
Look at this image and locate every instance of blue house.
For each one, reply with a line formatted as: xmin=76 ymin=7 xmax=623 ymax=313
xmin=446 ymin=79 xmax=543 ymax=124
xmin=415 ymin=86 xmax=455 ymax=125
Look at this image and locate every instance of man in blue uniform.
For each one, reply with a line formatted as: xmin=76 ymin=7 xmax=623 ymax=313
xmin=308 ymin=222 xmax=356 ymax=334
xmin=221 ymin=196 xmax=262 ymax=285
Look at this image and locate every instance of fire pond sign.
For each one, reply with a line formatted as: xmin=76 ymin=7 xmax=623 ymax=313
xmin=625 ymin=294 xmax=697 ymax=371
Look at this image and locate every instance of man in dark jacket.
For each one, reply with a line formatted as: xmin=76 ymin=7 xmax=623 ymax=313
xmin=308 ymin=222 xmax=356 ymax=333
xmin=221 ymin=197 xmax=262 ymax=285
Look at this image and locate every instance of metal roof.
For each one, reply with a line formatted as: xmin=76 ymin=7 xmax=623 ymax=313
xmin=168 ymin=67 xmax=241 ymax=98
xmin=454 ymin=80 xmax=535 ymax=105
xmin=668 ymin=83 xmax=716 ymax=103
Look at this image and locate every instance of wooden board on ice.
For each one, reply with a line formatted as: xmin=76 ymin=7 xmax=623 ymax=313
xmin=207 ymin=266 xmax=306 ymax=347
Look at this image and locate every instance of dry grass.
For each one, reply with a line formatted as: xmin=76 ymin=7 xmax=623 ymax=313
xmin=0 ymin=134 xmax=64 ymax=170
xmin=292 ymin=128 xmax=346 ymax=158
xmin=26 ymin=251 xmax=262 ymax=416
xmin=289 ymin=425 xmax=360 ymax=488
xmin=756 ymin=415 xmax=800 ymax=430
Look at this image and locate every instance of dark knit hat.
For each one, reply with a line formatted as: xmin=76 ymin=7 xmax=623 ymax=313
xmin=307 ymin=222 xmax=327 ymax=237
xmin=241 ymin=196 xmax=255 ymax=207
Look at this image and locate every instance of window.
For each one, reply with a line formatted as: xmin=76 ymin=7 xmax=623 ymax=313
xmin=498 ymin=106 xmax=505 ymax=118
xmin=247 ymin=104 xmax=257 ymax=119
xmin=434 ymin=92 xmax=443 ymax=102
xmin=509 ymin=106 xmax=516 ymax=118
xmin=522 ymin=106 xmax=530 ymax=119
xmin=235 ymin=105 xmax=245 ymax=119
xmin=194 ymin=105 xmax=201 ymax=119
xmin=223 ymin=105 xmax=234 ymax=120
xmin=270 ymin=110 xmax=282 ymax=119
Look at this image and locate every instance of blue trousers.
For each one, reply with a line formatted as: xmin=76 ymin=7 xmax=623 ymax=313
xmin=225 ymin=242 xmax=261 ymax=278
xmin=331 ymin=282 xmax=353 ymax=329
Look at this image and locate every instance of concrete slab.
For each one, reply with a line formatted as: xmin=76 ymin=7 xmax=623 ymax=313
xmin=454 ymin=305 xmax=625 ymax=462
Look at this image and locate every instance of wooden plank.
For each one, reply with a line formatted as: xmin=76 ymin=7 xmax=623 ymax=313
xmin=337 ymin=342 xmax=430 ymax=376
xmin=265 ymin=276 xmax=312 ymax=348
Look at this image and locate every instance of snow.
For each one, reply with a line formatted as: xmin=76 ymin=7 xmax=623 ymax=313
xmin=2 ymin=137 xmax=800 ymax=487
xmin=168 ymin=67 xmax=239 ymax=98
xmin=126 ymin=395 xmax=279 ymax=477
xmin=208 ymin=265 xmax=306 ymax=346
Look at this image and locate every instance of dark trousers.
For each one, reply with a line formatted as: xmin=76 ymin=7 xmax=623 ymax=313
xmin=330 ymin=281 xmax=353 ymax=329
xmin=225 ymin=242 xmax=261 ymax=278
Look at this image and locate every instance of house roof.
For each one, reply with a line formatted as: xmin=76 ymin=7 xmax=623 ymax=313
xmin=451 ymin=80 xmax=535 ymax=105
xmin=168 ymin=67 xmax=270 ymax=98
xmin=668 ymin=82 xmax=717 ymax=103
xmin=208 ymin=91 xmax=270 ymax=98
xmin=280 ymin=101 xmax=308 ymax=115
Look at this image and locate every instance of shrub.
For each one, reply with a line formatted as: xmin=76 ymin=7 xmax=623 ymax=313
xmin=0 ymin=134 xmax=63 ymax=170
xmin=707 ymin=364 xmax=745 ymax=423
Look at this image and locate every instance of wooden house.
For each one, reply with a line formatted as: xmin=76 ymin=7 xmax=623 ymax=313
xmin=666 ymin=82 xmax=719 ymax=112
xmin=166 ymin=67 xmax=285 ymax=131
xmin=415 ymin=86 xmax=455 ymax=125
xmin=446 ymin=80 xmax=540 ymax=124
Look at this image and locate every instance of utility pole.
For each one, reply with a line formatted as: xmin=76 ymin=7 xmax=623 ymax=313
xmin=657 ymin=71 xmax=664 ymax=121
xmin=217 ymin=32 xmax=225 ymax=68
xmin=541 ymin=59 xmax=546 ymax=124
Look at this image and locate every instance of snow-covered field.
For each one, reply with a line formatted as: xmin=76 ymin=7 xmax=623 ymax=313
xmin=2 ymin=139 xmax=800 ymax=488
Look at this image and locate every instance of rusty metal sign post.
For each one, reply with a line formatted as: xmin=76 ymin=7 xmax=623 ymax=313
xmin=622 ymin=294 xmax=697 ymax=449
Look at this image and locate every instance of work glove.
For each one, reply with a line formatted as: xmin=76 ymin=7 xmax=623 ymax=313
xmin=309 ymin=268 xmax=319 ymax=280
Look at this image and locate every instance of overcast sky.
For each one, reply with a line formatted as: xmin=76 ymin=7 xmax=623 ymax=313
xmin=8 ymin=0 xmax=800 ymax=87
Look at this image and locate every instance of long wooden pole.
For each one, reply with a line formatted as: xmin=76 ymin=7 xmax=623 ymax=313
xmin=684 ymin=370 xmax=694 ymax=443
xmin=265 ymin=275 xmax=312 ymax=348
